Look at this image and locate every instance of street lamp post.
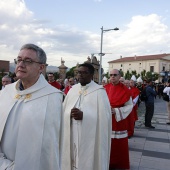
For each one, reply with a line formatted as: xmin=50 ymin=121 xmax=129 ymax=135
xmin=98 ymin=26 xmax=119 ymax=84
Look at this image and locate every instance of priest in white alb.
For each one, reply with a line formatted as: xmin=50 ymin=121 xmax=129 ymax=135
xmin=0 ymin=44 xmax=63 ymax=170
xmin=61 ymin=63 xmax=112 ymax=170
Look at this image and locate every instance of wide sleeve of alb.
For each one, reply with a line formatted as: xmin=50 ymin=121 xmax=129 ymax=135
xmin=114 ymin=97 xmax=133 ymax=122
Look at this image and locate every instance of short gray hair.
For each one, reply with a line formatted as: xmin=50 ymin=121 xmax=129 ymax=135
xmin=20 ymin=44 xmax=46 ymax=64
xmin=2 ymin=75 xmax=11 ymax=82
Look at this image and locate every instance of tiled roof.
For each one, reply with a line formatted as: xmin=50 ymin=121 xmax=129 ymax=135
xmin=108 ymin=53 xmax=170 ymax=63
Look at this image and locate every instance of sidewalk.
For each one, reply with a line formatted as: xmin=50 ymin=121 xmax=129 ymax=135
xmin=129 ymin=98 xmax=170 ymax=170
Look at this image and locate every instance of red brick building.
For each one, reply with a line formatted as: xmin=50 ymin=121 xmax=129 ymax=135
xmin=0 ymin=60 xmax=10 ymax=74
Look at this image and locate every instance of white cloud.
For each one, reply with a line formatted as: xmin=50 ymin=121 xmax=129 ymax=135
xmin=97 ymin=14 xmax=170 ymax=71
xmin=0 ymin=1 xmax=170 ymax=73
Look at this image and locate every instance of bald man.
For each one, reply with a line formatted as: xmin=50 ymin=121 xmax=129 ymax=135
xmin=105 ymin=69 xmax=133 ymax=170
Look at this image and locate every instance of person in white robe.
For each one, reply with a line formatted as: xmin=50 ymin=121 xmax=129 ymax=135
xmin=61 ymin=63 xmax=112 ymax=170
xmin=0 ymin=44 xmax=63 ymax=170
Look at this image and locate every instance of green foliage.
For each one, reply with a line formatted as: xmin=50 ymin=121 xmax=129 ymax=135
xmin=141 ymin=70 xmax=147 ymax=80
xmin=66 ymin=66 xmax=76 ymax=77
xmin=131 ymin=70 xmax=137 ymax=76
xmin=122 ymin=69 xmax=159 ymax=81
xmin=104 ymin=72 xmax=109 ymax=79
xmin=119 ymin=70 xmax=124 ymax=77
xmin=54 ymin=72 xmax=60 ymax=80
xmin=146 ymin=71 xmax=159 ymax=81
xmin=125 ymin=70 xmax=132 ymax=80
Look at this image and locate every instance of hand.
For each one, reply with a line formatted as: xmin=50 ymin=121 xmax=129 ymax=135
xmin=71 ymin=108 xmax=83 ymax=120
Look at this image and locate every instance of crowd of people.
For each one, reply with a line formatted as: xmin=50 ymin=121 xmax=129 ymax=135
xmin=0 ymin=43 xmax=169 ymax=170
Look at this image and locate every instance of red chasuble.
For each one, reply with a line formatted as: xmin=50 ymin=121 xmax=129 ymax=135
xmin=130 ymin=86 xmax=140 ymax=121
xmin=127 ymin=88 xmax=135 ymax=137
xmin=105 ymin=82 xmax=131 ymax=131
xmin=48 ymin=81 xmax=61 ymax=90
xmin=64 ymin=86 xmax=72 ymax=95
xmin=105 ymin=82 xmax=131 ymax=169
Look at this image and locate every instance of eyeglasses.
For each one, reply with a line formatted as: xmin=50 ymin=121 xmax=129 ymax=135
xmin=77 ymin=71 xmax=90 ymax=75
xmin=14 ymin=58 xmax=42 ymax=66
xmin=110 ymin=74 xmax=119 ymax=77
xmin=2 ymin=81 xmax=11 ymax=83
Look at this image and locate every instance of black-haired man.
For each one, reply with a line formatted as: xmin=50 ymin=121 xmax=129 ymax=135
xmin=61 ymin=63 xmax=112 ymax=170
xmin=145 ymin=79 xmax=157 ymax=128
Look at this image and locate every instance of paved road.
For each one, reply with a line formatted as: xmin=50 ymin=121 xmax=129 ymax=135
xmin=129 ymin=98 xmax=170 ymax=170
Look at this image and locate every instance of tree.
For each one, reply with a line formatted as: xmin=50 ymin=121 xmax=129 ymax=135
xmin=146 ymin=71 xmax=159 ymax=81
xmin=119 ymin=70 xmax=124 ymax=77
xmin=131 ymin=70 xmax=137 ymax=77
xmin=0 ymin=68 xmax=5 ymax=77
xmin=66 ymin=66 xmax=76 ymax=78
xmin=103 ymin=72 xmax=109 ymax=79
xmin=125 ymin=70 xmax=132 ymax=80
xmin=141 ymin=70 xmax=147 ymax=80
xmin=54 ymin=72 xmax=60 ymax=80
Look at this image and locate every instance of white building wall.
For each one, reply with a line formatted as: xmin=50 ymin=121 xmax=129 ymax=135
xmin=109 ymin=59 xmax=170 ymax=74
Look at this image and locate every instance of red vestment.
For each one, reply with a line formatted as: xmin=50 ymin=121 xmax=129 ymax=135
xmin=130 ymin=87 xmax=140 ymax=121
xmin=48 ymin=81 xmax=61 ymax=90
xmin=64 ymin=86 xmax=72 ymax=95
xmin=105 ymin=83 xmax=131 ymax=169
xmin=127 ymin=87 xmax=140 ymax=137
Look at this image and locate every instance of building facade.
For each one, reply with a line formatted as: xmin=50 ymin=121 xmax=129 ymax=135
xmin=108 ymin=53 xmax=170 ymax=82
xmin=0 ymin=60 xmax=9 ymax=74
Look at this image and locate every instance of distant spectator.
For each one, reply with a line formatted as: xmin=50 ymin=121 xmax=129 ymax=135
xmin=1 ymin=75 xmax=12 ymax=89
xmin=102 ymin=79 xmax=107 ymax=86
xmin=157 ymin=82 xmax=164 ymax=99
xmin=11 ymin=73 xmax=18 ymax=83
xmin=64 ymin=76 xmax=70 ymax=87
xmin=48 ymin=73 xmax=61 ymax=90
xmin=119 ymin=77 xmax=125 ymax=84
xmin=128 ymin=79 xmax=140 ymax=137
xmin=64 ymin=77 xmax=75 ymax=95
xmin=145 ymin=79 xmax=157 ymax=128
xmin=136 ymin=81 xmax=143 ymax=106
xmin=57 ymin=78 xmax=65 ymax=91
xmin=163 ymin=80 xmax=170 ymax=125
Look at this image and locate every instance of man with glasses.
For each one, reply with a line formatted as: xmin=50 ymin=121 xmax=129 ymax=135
xmin=48 ymin=72 xmax=61 ymax=90
xmin=61 ymin=63 xmax=112 ymax=170
xmin=0 ymin=44 xmax=63 ymax=170
xmin=105 ymin=69 xmax=133 ymax=170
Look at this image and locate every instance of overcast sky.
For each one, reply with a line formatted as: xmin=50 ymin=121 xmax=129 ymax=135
xmin=0 ymin=0 xmax=170 ymax=72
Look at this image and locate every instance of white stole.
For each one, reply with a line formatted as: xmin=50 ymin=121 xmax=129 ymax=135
xmin=71 ymin=85 xmax=88 ymax=170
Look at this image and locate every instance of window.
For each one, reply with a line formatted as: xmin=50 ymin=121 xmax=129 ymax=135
xmin=163 ymin=66 xmax=165 ymax=71
xmin=150 ymin=66 xmax=154 ymax=72
xmin=121 ymin=64 xmax=123 ymax=67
